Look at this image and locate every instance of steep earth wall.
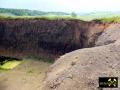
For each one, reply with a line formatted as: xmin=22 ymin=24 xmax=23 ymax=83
xmin=0 ymin=19 xmax=108 ymax=59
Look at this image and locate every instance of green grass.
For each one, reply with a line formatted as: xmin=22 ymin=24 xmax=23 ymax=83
xmin=0 ymin=60 xmax=22 ymax=70
xmin=1 ymin=14 xmax=120 ymax=22
xmin=0 ymin=14 xmax=79 ymax=20
xmin=1 ymin=13 xmax=120 ymax=22
xmin=94 ymin=16 xmax=120 ymax=23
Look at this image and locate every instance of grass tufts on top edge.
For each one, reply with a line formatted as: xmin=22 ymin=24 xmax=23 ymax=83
xmin=94 ymin=16 xmax=120 ymax=23
xmin=0 ymin=15 xmax=80 ymax=20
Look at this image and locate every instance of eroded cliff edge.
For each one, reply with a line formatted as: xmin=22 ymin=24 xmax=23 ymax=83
xmin=0 ymin=19 xmax=108 ymax=59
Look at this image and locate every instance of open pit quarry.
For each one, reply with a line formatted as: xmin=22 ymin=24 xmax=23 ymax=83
xmin=0 ymin=19 xmax=120 ymax=90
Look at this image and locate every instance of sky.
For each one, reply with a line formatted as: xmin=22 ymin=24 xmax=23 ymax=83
xmin=0 ymin=0 xmax=120 ymax=13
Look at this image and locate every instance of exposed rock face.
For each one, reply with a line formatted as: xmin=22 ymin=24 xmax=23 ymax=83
xmin=42 ymin=24 xmax=120 ymax=90
xmin=0 ymin=19 xmax=107 ymax=58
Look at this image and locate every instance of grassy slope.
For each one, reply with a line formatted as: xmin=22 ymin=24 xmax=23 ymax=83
xmin=95 ymin=16 xmax=120 ymax=22
xmin=1 ymin=14 xmax=120 ymax=23
xmin=0 ymin=15 xmax=79 ymax=20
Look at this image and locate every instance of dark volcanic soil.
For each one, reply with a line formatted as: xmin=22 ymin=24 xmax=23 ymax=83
xmin=0 ymin=19 xmax=109 ymax=59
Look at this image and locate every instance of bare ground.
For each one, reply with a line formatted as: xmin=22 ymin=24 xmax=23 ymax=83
xmin=42 ymin=24 xmax=120 ymax=90
xmin=0 ymin=59 xmax=51 ymax=90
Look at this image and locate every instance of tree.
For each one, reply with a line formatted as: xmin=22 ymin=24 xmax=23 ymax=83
xmin=71 ymin=12 xmax=77 ymax=17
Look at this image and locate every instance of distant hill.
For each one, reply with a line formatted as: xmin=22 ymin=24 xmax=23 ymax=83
xmin=1 ymin=8 xmax=120 ymax=21
xmin=0 ymin=8 xmax=69 ymax=16
xmin=78 ymin=11 xmax=120 ymax=20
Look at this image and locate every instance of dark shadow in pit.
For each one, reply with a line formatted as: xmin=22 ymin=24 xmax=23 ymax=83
xmin=0 ymin=56 xmax=21 ymax=65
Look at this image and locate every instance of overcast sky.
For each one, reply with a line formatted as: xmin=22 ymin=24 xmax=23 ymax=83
xmin=0 ymin=0 xmax=120 ymax=13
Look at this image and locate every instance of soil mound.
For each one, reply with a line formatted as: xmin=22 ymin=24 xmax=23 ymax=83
xmin=95 ymin=23 xmax=120 ymax=46
xmin=42 ymin=24 xmax=120 ymax=90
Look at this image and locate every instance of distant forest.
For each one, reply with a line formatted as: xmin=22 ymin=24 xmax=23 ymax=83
xmin=0 ymin=8 xmax=69 ymax=16
xmin=1 ymin=8 xmax=120 ymax=21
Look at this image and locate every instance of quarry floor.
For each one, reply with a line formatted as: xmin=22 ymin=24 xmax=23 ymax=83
xmin=0 ymin=59 xmax=51 ymax=90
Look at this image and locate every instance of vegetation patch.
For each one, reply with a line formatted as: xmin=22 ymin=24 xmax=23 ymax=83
xmin=94 ymin=16 xmax=120 ymax=23
xmin=0 ymin=15 xmax=79 ymax=20
xmin=0 ymin=56 xmax=22 ymax=70
xmin=0 ymin=60 xmax=21 ymax=70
